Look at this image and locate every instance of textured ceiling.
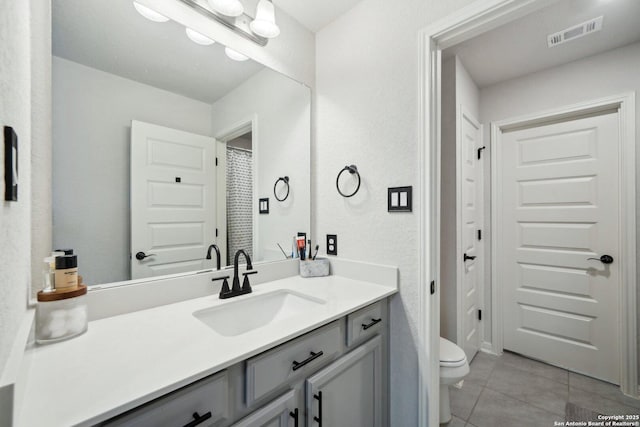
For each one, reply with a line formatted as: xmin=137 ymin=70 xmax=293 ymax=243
xmin=275 ymin=0 xmax=363 ymax=32
xmin=445 ymin=0 xmax=640 ymax=88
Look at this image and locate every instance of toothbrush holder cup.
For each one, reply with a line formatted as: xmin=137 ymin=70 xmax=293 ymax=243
xmin=299 ymin=258 xmax=330 ymax=278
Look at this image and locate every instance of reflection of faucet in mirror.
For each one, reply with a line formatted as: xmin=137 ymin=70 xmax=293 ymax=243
xmin=206 ymin=244 xmax=221 ymax=270
xmin=219 ymin=250 xmax=258 ymax=299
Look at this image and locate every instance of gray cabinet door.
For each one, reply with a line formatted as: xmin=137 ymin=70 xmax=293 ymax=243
xmin=232 ymin=389 xmax=298 ymax=427
xmin=305 ymin=335 xmax=382 ymax=427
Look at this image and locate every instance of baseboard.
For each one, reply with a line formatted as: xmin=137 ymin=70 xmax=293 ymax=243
xmin=480 ymin=340 xmax=499 ymax=355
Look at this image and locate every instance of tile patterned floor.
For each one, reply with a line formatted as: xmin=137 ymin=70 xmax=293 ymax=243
xmin=441 ymin=351 xmax=640 ymax=427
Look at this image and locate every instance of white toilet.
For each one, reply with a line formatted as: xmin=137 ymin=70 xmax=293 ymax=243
xmin=439 ymin=337 xmax=470 ymax=424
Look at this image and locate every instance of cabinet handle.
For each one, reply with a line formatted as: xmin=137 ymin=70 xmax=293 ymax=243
xmin=313 ymin=391 xmax=323 ymax=426
xmin=182 ymin=411 xmax=212 ymax=427
xmin=289 ymin=408 xmax=299 ymax=427
xmin=292 ymin=351 xmax=324 ymax=371
xmin=362 ymin=318 xmax=382 ymax=330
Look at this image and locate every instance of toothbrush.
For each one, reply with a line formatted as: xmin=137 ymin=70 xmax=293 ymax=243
xmin=292 ymin=235 xmax=296 ymax=258
xmin=312 ymin=245 xmax=319 ymax=260
xmin=277 ymin=243 xmax=289 ymax=259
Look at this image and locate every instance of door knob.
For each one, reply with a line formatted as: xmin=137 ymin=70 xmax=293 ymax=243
xmin=463 ymin=253 xmax=476 ymax=261
xmin=587 ymin=254 xmax=614 ymax=264
xmin=135 ymin=251 xmax=156 ymax=261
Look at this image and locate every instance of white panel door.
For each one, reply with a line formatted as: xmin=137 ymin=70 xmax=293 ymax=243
xmin=500 ymin=111 xmax=620 ymax=383
xmin=131 ymin=121 xmax=217 ymax=279
xmin=459 ymin=110 xmax=482 ymax=361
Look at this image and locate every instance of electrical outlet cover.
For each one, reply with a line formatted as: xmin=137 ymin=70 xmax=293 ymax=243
xmin=326 ymin=234 xmax=337 ymax=255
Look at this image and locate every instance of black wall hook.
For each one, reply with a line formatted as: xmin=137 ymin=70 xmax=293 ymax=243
xmin=274 ymin=176 xmax=290 ymax=201
xmin=336 ymin=165 xmax=361 ymax=197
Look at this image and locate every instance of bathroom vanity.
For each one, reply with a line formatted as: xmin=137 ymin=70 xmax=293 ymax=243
xmin=15 ymin=259 xmax=397 ymax=427
xmin=106 ymin=300 xmax=387 ymax=427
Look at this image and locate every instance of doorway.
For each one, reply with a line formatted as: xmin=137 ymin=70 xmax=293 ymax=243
xmin=215 ymin=118 xmax=258 ymax=265
xmin=225 ymin=131 xmax=254 ymax=266
xmin=421 ymin=1 xmax=639 ymax=425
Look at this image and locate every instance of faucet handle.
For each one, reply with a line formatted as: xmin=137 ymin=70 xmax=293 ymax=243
xmin=241 ymin=270 xmax=257 ymax=292
xmin=212 ymin=276 xmax=231 ymax=298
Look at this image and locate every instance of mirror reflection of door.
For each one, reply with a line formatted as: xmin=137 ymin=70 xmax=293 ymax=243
xmin=130 ymin=121 xmax=218 ymax=279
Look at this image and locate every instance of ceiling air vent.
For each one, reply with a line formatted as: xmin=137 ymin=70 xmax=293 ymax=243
xmin=547 ymin=16 xmax=603 ymax=48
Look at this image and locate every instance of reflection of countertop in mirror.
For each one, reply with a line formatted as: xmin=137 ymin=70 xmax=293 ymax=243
xmin=16 ymin=260 xmax=397 ymax=427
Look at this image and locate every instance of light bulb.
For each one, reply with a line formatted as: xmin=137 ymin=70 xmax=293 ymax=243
xmin=186 ymin=28 xmax=215 ymax=46
xmin=250 ymin=0 xmax=280 ymax=38
xmin=208 ymin=0 xmax=244 ymax=17
xmin=225 ymin=47 xmax=249 ymax=62
xmin=133 ymin=2 xmax=169 ymax=22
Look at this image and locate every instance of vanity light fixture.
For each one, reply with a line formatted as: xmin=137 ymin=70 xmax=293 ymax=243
xmin=177 ymin=0 xmax=268 ymax=46
xmin=185 ymin=28 xmax=215 ymax=45
xmin=208 ymin=0 xmax=244 ymax=17
xmin=132 ymin=2 xmax=170 ymax=22
xmin=250 ymin=0 xmax=280 ymax=39
xmin=225 ymin=47 xmax=249 ymax=61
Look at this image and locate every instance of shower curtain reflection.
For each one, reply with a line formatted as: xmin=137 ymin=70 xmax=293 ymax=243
xmin=226 ymin=146 xmax=253 ymax=265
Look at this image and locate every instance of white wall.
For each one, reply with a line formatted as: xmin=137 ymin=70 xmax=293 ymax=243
xmin=210 ymin=68 xmax=311 ymax=262
xmin=0 ymin=0 xmax=33 ymax=377
xmin=479 ymin=41 xmax=640 ymax=351
xmin=52 ymin=57 xmax=213 ymax=285
xmin=315 ymin=0 xmax=477 ymax=424
xmin=440 ymin=56 xmax=480 ymax=343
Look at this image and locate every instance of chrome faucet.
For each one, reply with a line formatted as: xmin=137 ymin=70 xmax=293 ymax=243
xmin=206 ymin=244 xmax=221 ymax=270
xmin=216 ymin=249 xmax=257 ymax=299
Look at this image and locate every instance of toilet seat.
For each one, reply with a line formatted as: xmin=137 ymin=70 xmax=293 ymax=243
xmin=439 ymin=337 xmax=466 ymax=368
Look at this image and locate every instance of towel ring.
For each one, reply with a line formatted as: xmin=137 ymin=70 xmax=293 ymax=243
xmin=274 ymin=176 xmax=290 ymax=202
xmin=336 ymin=165 xmax=361 ymax=198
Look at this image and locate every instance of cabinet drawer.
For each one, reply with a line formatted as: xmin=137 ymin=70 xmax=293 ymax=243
xmin=346 ymin=301 xmax=384 ymax=347
xmin=246 ymin=321 xmax=342 ymax=405
xmin=104 ymin=371 xmax=228 ymax=427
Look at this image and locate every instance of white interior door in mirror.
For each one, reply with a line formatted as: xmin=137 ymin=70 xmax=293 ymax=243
xmin=131 ymin=121 xmax=218 ymax=279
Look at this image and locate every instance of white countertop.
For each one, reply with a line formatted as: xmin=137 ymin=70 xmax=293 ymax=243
xmin=17 ymin=274 xmax=396 ymax=427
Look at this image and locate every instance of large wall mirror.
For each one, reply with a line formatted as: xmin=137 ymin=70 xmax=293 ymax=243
xmin=52 ymin=0 xmax=310 ymax=286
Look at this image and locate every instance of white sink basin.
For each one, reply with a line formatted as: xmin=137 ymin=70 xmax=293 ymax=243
xmin=193 ymin=290 xmax=326 ymax=337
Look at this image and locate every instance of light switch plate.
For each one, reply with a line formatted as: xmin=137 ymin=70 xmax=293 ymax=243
xmin=4 ymin=126 xmax=18 ymax=202
xmin=388 ymin=186 xmax=412 ymax=212
xmin=259 ymin=198 xmax=269 ymax=214
xmin=326 ymin=234 xmax=337 ymax=256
